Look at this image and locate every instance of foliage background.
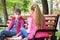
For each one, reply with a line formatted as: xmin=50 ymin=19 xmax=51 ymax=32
xmin=0 ymin=0 xmax=31 ymax=16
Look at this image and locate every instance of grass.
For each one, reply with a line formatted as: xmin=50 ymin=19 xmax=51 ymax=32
xmin=0 ymin=21 xmax=4 ymax=30
xmin=56 ymin=30 xmax=60 ymax=37
xmin=0 ymin=27 xmax=4 ymax=30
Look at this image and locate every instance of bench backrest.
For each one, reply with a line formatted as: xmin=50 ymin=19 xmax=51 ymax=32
xmin=7 ymin=14 xmax=58 ymax=29
xmin=44 ymin=14 xmax=58 ymax=29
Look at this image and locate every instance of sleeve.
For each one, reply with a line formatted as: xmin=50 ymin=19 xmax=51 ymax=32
xmin=6 ymin=19 xmax=12 ymax=31
xmin=21 ymin=20 xmax=24 ymax=27
xmin=26 ymin=17 xmax=32 ymax=33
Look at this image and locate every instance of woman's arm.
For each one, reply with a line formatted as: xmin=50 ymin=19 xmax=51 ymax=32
xmin=26 ymin=17 xmax=32 ymax=33
xmin=21 ymin=20 xmax=24 ymax=27
xmin=6 ymin=20 xmax=12 ymax=31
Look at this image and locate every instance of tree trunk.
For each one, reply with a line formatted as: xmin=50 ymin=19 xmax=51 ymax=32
xmin=56 ymin=0 xmax=59 ymax=14
xmin=41 ymin=0 xmax=49 ymax=14
xmin=13 ymin=3 xmax=16 ymax=10
xmin=2 ymin=0 xmax=8 ymax=24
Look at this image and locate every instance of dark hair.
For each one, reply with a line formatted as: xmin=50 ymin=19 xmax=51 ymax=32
xmin=15 ymin=8 xmax=21 ymax=14
xmin=31 ymin=5 xmax=35 ymax=11
xmin=31 ymin=4 xmax=36 ymax=11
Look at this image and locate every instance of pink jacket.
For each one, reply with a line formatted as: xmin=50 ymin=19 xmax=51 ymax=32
xmin=27 ymin=14 xmax=49 ymax=39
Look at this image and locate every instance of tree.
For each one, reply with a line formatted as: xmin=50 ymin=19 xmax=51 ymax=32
xmin=22 ymin=0 xmax=30 ymax=12
xmin=41 ymin=0 xmax=49 ymax=14
xmin=2 ymin=0 xmax=8 ymax=24
xmin=6 ymin=0 xmax=30 ymax=13
xmin=35 ymin=0 xmax=41 ymax=4
xmin=0 ymin=0 xmax=2 ymax=11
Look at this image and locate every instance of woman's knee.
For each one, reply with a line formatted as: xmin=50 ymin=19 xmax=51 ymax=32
xmin=0 ymin=30 xmax=6 ymax=34
xmin=0 ymin=30 xmax=9 ymax=36
xmin=20 ymin=27 xmax=26 ymax=32
xmin=20 ymin=27 xmax=28 ymax=37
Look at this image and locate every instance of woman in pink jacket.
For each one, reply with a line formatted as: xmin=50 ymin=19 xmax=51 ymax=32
xmin=27 ymin=4 xmax=49 ymax=40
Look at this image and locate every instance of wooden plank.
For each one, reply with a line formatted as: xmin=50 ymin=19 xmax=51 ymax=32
xmin=46 ymin=22 xmax=55 ymax=25
xmin=24 ymin=20 xmax=28 ymax=24
xmin=8 ymin=18 xmax=11 ymax=20
xmin=24 ymin=24 xmax=28 ymax=29
xmin=45 ymin=17 xmax=56 ymax=20
xmin=24 ymin=24 xmax=28 ymax=26
xmin=44 ymin=14 xmax=57 ymax=17
xmin=46 ymin=24 xmax=55 ymax=29
xmin=46 ymin=25 xmax=54 ymax=27
xmin=7 ymin=20 xmax=10 ymax=24
xmin=22 ymin=16 xmax=27 ymax=20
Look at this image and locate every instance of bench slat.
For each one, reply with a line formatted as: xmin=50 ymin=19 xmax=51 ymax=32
xmin=46 ymin=22 xmax=55 ymax=25
xmin=45 ymin=17 xmax=56 ymax=20
xmin=44 ymin=14 xmax=57 ymax=17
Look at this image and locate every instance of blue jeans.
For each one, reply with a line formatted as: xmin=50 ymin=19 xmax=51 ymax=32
xmin=0 ymin=30 xmax=16 ymax=37
xmin=20 ymin=27 xmax=28 ymax=38
xmin=0 ymin=36 xmax=4 ymax=40
xmin=0 ymin=30 xmax=16 ymax=40
xmin=0 ymin=27 xmax=28 ymax=40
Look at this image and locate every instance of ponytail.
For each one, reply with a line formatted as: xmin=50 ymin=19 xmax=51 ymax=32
xmin=32 ymin=4 xmax=44 ymax=29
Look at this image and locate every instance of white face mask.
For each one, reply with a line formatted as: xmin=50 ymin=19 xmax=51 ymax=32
xmin=14 ymin=14 xmax=20 ymax=18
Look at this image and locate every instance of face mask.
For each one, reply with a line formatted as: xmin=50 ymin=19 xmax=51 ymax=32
xmin=14 ymin=14 xmax=20 ymax=18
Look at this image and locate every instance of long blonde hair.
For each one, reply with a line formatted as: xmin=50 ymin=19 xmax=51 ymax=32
xmin=31 ymin=4 xmax=44 ymax=29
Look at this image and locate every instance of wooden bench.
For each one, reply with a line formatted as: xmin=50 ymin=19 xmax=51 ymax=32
xmin=0 ymin=14 xmax=58 ymax=40
xmin=23 ymin=14 xmax=58 ymax=36
xmin=22 ymin=14 xmax=58 ymax=40
xmin=7 ymin=14 xmax=58 ymax=35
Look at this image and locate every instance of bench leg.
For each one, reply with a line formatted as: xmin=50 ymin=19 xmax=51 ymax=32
xmin=46 ymin=38 xmax=49 ymax=40
xmin=58 ymin=37 xmax=60 ymax=40
xmin=50 ymin=36 xmax=57 ymax=40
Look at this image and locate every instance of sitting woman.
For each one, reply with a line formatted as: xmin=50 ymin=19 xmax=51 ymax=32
xmin=27 ymin=4 xmax=49 ymax=40
xmin=0 ymin=8 xmax=28 ymax=40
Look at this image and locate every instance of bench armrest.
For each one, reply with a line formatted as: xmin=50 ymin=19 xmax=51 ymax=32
xmin=0 ymin=24 xmax=8 ymax=27
xmin=36 ymin=29 xmax=58 ymax=32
